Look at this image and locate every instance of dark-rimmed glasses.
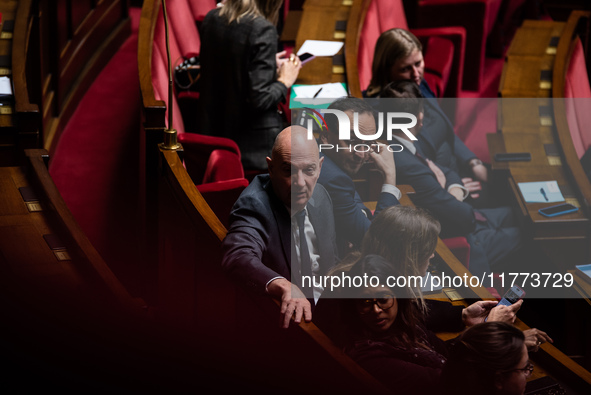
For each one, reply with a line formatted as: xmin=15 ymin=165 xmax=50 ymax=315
xmin=355 ymin=295 xmax=395 ymax=315
xmin=502 ymin=361 xmax=533 ymax=378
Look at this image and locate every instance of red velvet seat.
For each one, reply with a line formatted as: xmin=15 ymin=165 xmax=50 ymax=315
xmin=564 ymin=38 xmax=591 ymax=159
xmin=417 ymin=0 xmax=503 ymax=92
xmin=151 ymin=1 xmax=249 ymax=226
xmin=358 ymin=0 xmax=466 ymax=98
xmin=179 ymin=133 xmax=249 ymax=227
xmin=442 ymin=236 xmax=470 ymax=268
xmin=188 ymin=0 xmax=218 ymax=23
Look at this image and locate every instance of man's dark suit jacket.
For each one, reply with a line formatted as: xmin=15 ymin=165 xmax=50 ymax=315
xmin=317 ymin=154 xmax=399 ymax=255
xmin=419 ymin=81 xmax=476 ymax=175
xmin=199 ymin=9 xmax=287 ymax=170
xmin=222 ymin=175 xmax=338 ymax=294
xmin=394 ymin=145 xmax=476 ymax=238
xmin=394 ymin=145 xmax=521 ymax=275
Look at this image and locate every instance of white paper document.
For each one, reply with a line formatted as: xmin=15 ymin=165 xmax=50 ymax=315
xmin=297 ymin=40 xmax=344 ymax=57
xmin=0 ymin=76 xmax=12 ymax=96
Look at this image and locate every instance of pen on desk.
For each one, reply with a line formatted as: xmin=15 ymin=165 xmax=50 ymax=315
xmin=313 ymin=87 xmax=323 ymax=98
xmin=540 ymin=188 xmax=548 ymax=201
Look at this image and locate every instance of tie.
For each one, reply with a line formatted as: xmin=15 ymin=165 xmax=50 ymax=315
xmin=296 ymin=210 xmax=314 ymax=301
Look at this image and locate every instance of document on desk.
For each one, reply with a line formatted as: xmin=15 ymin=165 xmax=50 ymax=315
xmin=296 ymin=40 xmax=344 ymax=57
xmin=517 ymin=181 xmax=564 ymax=203
xmin=290 ymin=83 xmax=348 ymax=108
xmin=575 ymin=264 xmax=591 ymax=285
xmin=0 ymin=76 xmax=12 ymax=97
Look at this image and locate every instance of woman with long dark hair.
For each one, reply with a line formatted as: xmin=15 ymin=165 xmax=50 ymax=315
xmin=442 ymin=322 xmax=531 ymax=395
xmin=335 ymin=254 xmax=447 ymax=394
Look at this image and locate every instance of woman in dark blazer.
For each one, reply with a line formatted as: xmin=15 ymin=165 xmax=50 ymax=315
xmin=199 ymin=0 xmax=300 ymax=171
xmin=366 ymin=28 xmax=489 ymax=203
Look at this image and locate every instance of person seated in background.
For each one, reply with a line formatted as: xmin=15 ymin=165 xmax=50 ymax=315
xmin=222 ymin=126 xmax=338 ymax=328
xmin=199 ymin=0 xmax=301 ymax=171
xmin=441 ymin=322 xmax=553 ymax=395
xmin=314 ymin=208 xmax=549 ymax=394
xmin=366 ymin=28 xmax=489 ymax=205
xmin=381 ymin=83 xmax=521 ymax=277
xmin=317 ymin=97 xmax=400 ymax=256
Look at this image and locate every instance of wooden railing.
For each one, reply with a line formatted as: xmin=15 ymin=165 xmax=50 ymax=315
xmin=552 ymin=11 xmax=591 ymax=215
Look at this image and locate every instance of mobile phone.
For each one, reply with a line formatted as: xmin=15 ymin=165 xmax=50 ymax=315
xmin=497 ymin=285 xmax=525 ymax=307
xmin=298 ymin=52 xmax=316 ymax=64
xmin=494 ymin=152 xmax=531 ymax=162
xmin=538 ymin=203 xmax=578 ymax=217
xmin=486 ymin=285 xmax=525 ymax=321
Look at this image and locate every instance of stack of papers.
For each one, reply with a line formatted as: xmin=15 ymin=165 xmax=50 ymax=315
xmin=297 ymin=40 xmax=344 ymax=57
xmin=517 ymin=181 xmax=564 ymax=203
xmin=290 ymin=83 xmax=348 ymax=108
xmin=575 ymin=264 xmax=591 ymax=285
xmin=0 ymin=76 xmax=12 ymax=97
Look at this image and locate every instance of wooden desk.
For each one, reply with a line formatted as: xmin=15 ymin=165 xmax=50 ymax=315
xmin=295 ymin=0 xmax=350 ymax=85
xmin=0 ymin=149 xmax=141 ymax=310
xmin=493 ymin=11 xmax=591 ymax=269
xmin=395 ymin=183 xmax=591 ymax=390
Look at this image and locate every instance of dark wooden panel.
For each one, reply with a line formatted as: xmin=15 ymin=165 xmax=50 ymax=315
xmin=71 ymin=0 xmax=94 ymax=35
xmin=57 ymin=0 xmax=124 ymax=109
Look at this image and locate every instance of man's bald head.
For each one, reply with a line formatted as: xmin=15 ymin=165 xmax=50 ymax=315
xmin=267 ymin=126 xmax=323 ymax=211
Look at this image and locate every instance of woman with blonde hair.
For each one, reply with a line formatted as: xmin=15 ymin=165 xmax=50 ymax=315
xmin=199 ymin=0 xmax=300 ymax=171
xmin=366 ymin=28 xmax=424 ymax=98
xmin=366 ymin=28 xmax=490 ymax=200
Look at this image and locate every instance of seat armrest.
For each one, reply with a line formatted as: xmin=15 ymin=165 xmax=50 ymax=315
xmin=412 ymin=26 xmax=466 ymax=97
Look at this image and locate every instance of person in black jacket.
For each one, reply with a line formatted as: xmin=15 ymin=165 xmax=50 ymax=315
xmin=199 ymin=0 xmax=300 ymax=171
xmin=222 ymin=126 xmax=338 ymax=328
xmin=366 ymin=28 xmax=489 ymax=203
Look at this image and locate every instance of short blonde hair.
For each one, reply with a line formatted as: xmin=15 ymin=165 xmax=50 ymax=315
xmin=220 ymin=0 xmax=283 ymax=25
xmin=367 ymin=28 xmax=422 ymax=97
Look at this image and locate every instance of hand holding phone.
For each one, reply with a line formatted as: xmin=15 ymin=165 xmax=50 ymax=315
xmin=298 ymin=52 xmax=316 ymax=65
xmin=497 ymin=285 xmax=525 ymax=306
xmin=485 ymin=286 xmax=525 ymax=323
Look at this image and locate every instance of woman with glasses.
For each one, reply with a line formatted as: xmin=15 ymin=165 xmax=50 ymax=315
xmin=441 ymin=322 xmax=532 ymax=395
xmin=331 ymin=254 xmax=448 ymax=394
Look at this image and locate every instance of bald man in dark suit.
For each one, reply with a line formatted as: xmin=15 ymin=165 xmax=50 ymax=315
xmin=222 ymin=126 xmax=338 ymax=328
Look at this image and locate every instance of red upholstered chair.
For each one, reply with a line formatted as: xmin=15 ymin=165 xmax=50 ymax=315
xmin=442 ymin=237 xmax=470 ymax=268
xmin=179 ymin=133 xmax=249 ymax=227
xmin=151 ymin=3 xmax=249 ymax=226
xmin=188 ymin=0 xmax=218 ymax=23
xmin=358 ymin=0 xmax=466 ymax=98
xmin=442 ymin=236 xmax=501 ymax=299
xmin=417 ymin=0 xmax=503 ymax=92
xmin=564 ymin=38 xmax=591 ymax=159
